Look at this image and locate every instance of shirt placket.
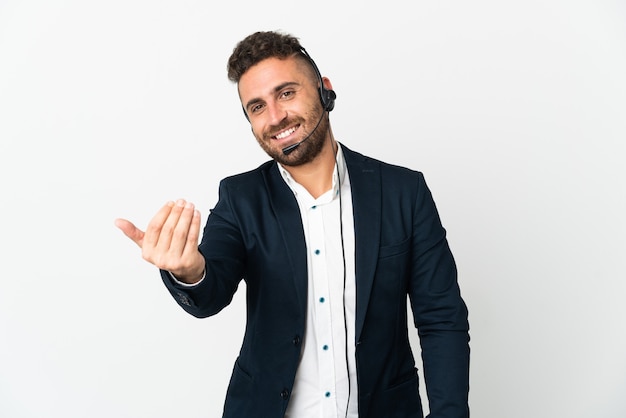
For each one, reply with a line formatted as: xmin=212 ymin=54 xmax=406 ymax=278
xmin=307 ymin=201 xmax=338 ymax=418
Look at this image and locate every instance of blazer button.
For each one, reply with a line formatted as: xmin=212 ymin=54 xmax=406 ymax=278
xmin=280 ymin=389 xmax=290 ymax=400
xmin=177 ymin=293 xmax=191 ymax=306
xmin=292 ymin=335 xmax=301 ymax=346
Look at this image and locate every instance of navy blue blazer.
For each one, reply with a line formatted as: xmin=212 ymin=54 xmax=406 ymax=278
xmin=162 ymin=144 xmax=470 ymax=418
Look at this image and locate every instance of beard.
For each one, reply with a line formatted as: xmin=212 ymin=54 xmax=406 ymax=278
xmin=254 ymin=105 xmax=329 ymax=167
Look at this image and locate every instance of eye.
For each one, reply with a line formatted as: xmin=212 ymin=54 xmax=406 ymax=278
xmin=250 ymin=103 xmax=265 ymax=114
xmin=280 ymin=90 xmax=295 ymax=100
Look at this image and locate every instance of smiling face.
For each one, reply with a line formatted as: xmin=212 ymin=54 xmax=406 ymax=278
xmin=238 ymin=56 xmax=330 ymax=166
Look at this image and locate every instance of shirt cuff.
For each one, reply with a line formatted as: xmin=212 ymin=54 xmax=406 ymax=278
xmin=169 ymin=269 xmax=206 ymax=287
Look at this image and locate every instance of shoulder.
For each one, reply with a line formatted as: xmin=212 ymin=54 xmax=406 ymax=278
xmin=342 ymin=144 xmax=424 ymax=183
xmin=219 ymin=160 xmax=276 ymax=190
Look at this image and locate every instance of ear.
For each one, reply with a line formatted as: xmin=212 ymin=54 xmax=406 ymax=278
xmin=322 ymin=76 xmax=333 ymax=91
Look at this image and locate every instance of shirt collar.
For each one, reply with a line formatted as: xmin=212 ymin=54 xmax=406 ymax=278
xmin=279 ymin=142 xmax=347 ymax=202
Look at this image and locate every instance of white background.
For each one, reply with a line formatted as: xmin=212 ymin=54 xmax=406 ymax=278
xmin=1 ymin=1 xmax=625 ymax=417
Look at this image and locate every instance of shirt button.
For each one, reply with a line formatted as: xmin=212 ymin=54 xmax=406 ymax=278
xmin=315 ymin=249 xmax=321 ymax=255
xmin=293 ymin=335 xmax=301 ymax=346
xmin=319 ymin=297 xmax=325 ymax=303
xmin=325 ymin=391 xmax=331 ymax=398
xmin=323 ymin=344 xmax=329 ymax=351
xmin=280 ymin=389 xmax=290 ymax=400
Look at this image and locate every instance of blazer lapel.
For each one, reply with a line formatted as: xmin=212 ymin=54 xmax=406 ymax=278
xmin=343 ymin=145 xmax=382 ymax=342
xmin=263 ymin=163 xmax=309 ymax=312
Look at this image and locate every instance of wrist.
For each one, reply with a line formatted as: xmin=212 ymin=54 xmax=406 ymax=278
xmin=172 ymin=266 xmax=205 ymax=284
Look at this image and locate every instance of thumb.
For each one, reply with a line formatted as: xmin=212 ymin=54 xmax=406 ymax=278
xmin=114 ymin=218 xmax=145 ymax=248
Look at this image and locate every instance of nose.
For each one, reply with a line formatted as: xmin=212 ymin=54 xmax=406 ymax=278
xmin=266 ymin=101 xmax=288 ymax=126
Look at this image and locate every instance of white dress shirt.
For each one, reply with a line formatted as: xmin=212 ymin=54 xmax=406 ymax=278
xmin=280 ymin=145 xmax=358 ymax=418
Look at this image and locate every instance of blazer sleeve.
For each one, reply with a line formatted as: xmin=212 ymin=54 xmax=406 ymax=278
xmin=408 ymin=173 xmax=470 ymax=418
xmin=161 ymin=179 xmax=246 ymax=318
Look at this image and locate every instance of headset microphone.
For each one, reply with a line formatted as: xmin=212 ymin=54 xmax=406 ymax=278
xmin=281 ymin=142 xmax=301 ymax=156
xmin=281 ymin=109 xmax=326 ymax=155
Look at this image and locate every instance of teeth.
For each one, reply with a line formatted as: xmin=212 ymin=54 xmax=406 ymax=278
xmin=275 ymin=127 xmax=297 ymax=140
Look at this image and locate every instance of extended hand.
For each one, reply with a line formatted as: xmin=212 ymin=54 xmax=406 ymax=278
xmin=115 ymin=199 xmax=205 ymax=284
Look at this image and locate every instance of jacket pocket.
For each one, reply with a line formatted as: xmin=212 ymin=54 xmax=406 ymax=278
xmin=378 ymin=237 xmax=411 ymax=259
xmin=366 ymin=369 xmax=423 ymax=418
xmin=223 ymin=360 xmax=258 ymax=418
xmin=225 ymin=359 xmax=254 ymax=400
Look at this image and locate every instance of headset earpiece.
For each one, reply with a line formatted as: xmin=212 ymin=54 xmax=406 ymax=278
xmin=320 ymin=87 xmax=336 ymax=112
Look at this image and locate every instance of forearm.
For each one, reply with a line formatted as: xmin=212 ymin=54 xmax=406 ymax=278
xmin=420 ymin=328 xmax=470 ymax=418
xmin=160 ymin=258 xmax=242 ymax=318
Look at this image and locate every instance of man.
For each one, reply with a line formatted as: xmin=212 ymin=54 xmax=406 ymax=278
xmin=116 ymin=31 xmax=470 ymax=418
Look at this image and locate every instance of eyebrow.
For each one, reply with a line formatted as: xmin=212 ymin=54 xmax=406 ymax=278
xmin=244 ymin=81 xmax=300 ymax=112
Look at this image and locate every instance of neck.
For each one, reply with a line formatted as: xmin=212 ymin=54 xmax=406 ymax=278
xmin=283 ymin=135 xmax=338 ymax=199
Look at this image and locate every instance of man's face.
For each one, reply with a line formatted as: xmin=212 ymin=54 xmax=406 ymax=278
xmin=238 ymin=56 xmax=328 ymax=166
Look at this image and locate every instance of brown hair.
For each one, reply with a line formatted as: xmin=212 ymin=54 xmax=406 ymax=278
xmin=227 ymin=31 xmax=310 ymax=83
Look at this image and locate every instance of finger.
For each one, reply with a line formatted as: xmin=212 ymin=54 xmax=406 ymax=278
xmin=167 ymin=201 xmax=198 ymax=257
xmin=143 ymin=201 xmax=177 ymax=249
xmin=153 ymin=199 xmax=187 ymax=253
xmin=182 ymin=208 xmax=202 ymax=257
xmin=114 ymin=218 xmax=145 ymax=248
